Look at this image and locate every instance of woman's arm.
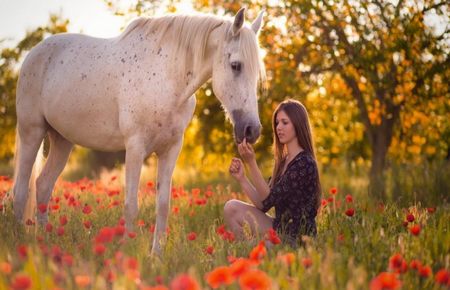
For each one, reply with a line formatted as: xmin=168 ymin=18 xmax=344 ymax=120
xmin=229 ymin=157 xmax=268 ymax=209
xmin=237 ymin=176 xmax=266 ymax=209
xmin=238 ymin=139 xmax=271 ymax=198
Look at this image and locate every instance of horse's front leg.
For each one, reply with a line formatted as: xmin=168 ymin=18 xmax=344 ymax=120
xmin=124 ymin=139 xmax=146 ymax=232
xmin=151 ymin=139 xmax=183 ymax=256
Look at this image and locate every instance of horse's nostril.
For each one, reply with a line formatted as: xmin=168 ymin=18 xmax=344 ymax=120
xmin=245 ymin=126 xmax=253 ymax=139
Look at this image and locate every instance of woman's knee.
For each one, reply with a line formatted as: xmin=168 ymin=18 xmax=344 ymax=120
xmin=224 ymin=199 xmax=241 ymax=217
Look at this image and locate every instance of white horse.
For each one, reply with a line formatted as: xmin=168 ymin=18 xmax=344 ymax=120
xmin=12 ymin=8 xmax=265 ymax=255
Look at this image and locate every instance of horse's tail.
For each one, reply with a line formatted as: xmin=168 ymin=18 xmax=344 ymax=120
xmin=12 ymin=128 xmax=44 ymax=223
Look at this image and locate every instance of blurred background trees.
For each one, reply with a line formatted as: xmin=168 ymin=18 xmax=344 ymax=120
xmin=0 ymin=0 xmax=448 ymax=202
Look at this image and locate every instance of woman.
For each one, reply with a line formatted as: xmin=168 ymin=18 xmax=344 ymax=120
xmin=225 ymin=99 xmax=321 ymax=247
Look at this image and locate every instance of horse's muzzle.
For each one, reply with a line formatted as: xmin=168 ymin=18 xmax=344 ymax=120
xmin=231 ymin=109 xmax=261 ymax=144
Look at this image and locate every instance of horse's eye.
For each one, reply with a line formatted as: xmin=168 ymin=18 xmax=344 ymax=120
xmin=231 ymin=61 xmax=241 ymax=72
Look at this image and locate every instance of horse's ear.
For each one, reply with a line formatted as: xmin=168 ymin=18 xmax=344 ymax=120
xmin=232 ymin=8 xmax=246 ymax=36
xmin=251 ymin=10 xmax=264 ymax=34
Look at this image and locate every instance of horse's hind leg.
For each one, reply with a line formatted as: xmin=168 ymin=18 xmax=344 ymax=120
xmin=36 ymin=129 xmax=73 ymax=225
xmin=13 ymin=122 xmax=47 ymax=221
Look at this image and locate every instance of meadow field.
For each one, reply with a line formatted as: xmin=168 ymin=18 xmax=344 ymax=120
xmin=0 ymin=170 xmax=449 ymax=290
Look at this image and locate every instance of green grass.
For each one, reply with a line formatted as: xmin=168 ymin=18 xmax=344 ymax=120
xmin=0 ymin=170 xmax=449 ymax=289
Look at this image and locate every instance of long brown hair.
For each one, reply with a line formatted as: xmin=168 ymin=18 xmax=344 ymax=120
xmin=269 ymin=99 xmax=321 ymax=207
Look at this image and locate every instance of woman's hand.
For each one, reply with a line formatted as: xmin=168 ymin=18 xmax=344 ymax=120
xmin=238 ymin=138 xmax=256 ymax=164
xmin=229 ymin=157 xmax=245 ymax=182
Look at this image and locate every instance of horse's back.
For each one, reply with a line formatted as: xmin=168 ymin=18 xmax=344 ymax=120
xmin=16 ymin=33 xmax=126 ymax=149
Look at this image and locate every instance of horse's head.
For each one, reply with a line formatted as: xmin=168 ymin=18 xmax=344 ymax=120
xmin=211 ymin=8 xmax=265 ymax=144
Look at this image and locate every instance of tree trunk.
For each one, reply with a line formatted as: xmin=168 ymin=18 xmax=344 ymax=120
xmin=369 ymin=134 xmax=389 ymax=200
xmin=369 ymin=118 xmax=396 ymax=200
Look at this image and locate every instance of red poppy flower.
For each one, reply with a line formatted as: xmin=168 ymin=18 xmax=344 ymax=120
xmin=17 ymin=245 xmax=27 ymax=259
xmin=329 ymin=187 xmax=338 ymax=195
xmin=115 ymin=225 xmax=125 ymax=237
xmin=224 ymin=231 xmax=235 ymax=242
xmin=238 ymin=269 xmax=272 ymax=290
xmin=205 ymin=245 xmax=214 ymax=255
xmin=205 ymin=266 xmax=234 ymax=288
xmin=59 ymin=215 xmax=68 ymax=226
xmin=96 ymin=227 xmax=115 ymax=243
xmin=93 ymin=243 xmax=106 ymax=256
xmin=277 ymin=253 xmax=295 ymax=266
xmin=82 ymin=204 xmax=92 ymax=215
xmin=345 ymin=208 xmax=355 ymax=217
xmin=369 ymin=272 xmax=401 ymax=290
xmin=51 ymin=204 xmax=60 ymax=211
xmin=128 ymin=232 xmax=137 ymax=239
xmin=227 ymin=255 xmax=237 ymax=264
xmin=56 ymin=226 xmax=65 ymax=236
xmin=409 ymin=259 xmax=422 ymax=271
xmin=389 ymin=253 xmax=403 ymax=269
xmin=265 ymin=228 xmax=281 ymax=245
xmin=170 ymin=273 xmax=200 ymax=290
xmin=75 ymin=275 xmax=91 ymax=288
xmin=427 ymin=207 xmax=436 ymax=214
xmin=410 ymin=224 xmax=421 ymax=236
xmin=388 ymin=253 xmax=408 ymax=274
xmin=0 ymin=262 xmax=12 ymax=274
xmin=10 ymin=274 xmax=32 ymax=290
xmin=229 ymin=258 xmax=253 ymax=277
xmin=62 ymin=254 xmax=74 ymax=267
xmin=106 ymin=270 xmax=116 ymax=283
xmin=345 ymin=194 xmax=353 ymax=203
xmin=418 ymin=265 xmax=432 ymax=278
xmin=435 ymin=269 xmax=449 ymax=285
xmin=126 ymin=257 xmax=139 ymax=270
xmin=406 ymin=213 xmax=415 ymax=223
xmin=83 ymin=220 xmax=92 ymax=229
xmin=249 ymin=241 xmax=266 ymax=261
xmin=38 ymin=203 xmax=47 ymax=214
xmin=45 ymin=223 xmax=53 ymax=233
xmin=216 ymin=225 xmax=226 ymax=235
xmin=187 ymin=232 xmax=197 ymax=241
xmin=302 ymin=257 xmax=312 ymax=268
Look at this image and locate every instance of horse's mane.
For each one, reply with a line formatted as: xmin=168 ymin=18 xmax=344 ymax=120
xmin=118 ymin=13 xmax=265 ymax=81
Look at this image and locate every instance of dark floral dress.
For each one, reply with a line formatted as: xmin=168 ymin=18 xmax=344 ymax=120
xmin=261 ymin=151 xmax=319 ymax=246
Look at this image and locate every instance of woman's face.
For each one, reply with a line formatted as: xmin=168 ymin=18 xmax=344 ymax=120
xmin=275 ymin=110 xmax=297 ymax=145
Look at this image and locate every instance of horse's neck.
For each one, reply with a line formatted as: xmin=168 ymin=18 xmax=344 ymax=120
xmin=176 ymin=23 xmax=225 ymax=104
xmin=122 ymin=24 xmax=218 ymax=105
xmin=169 ymin=38 xmax=217 ymax=105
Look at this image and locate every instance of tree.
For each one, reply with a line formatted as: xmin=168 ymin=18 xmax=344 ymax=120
xmin=284 ymin=0 xmax=449 ymax=197
xmin=0 ymin=15 xmax=69 ymax=161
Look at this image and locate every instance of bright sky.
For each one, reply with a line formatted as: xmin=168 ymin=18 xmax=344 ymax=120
xmin=0 ymin=0 xmax=446 ymax=48
xmin=0 ymin=0 xmax=129 ymax=46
